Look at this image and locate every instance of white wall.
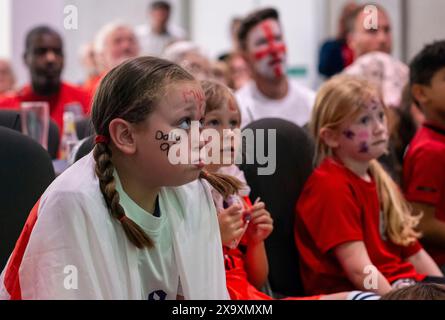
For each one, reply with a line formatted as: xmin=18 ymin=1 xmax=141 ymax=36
xmin=6 ymin=0 xmax=187 ymax=86
xmin=406 ymin=0 xmax=445 ymax=62
xmin=0 ymin=0 xmax=12 ymax=58
xmin=9 ymin=0 xmax=65 ymax=86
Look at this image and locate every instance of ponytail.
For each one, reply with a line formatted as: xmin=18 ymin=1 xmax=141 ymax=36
xmin=369 ymin=160 xmax=421 ymax=246
xmin=93 ymin=141 xmax=154 ymax=249
xmin=199 ymin=170 xmax=243 ymax=199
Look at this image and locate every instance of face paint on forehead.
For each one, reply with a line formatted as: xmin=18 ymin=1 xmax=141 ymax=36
xmin=253 ymin=21 xmax=287 ymax=60
xmin=183 ymin=89 xmax=206 ymax=116
xmin=362 ymin=97 xmax=381 ymax=111
xmin=183 ymin=89 xmax=205 ymax=105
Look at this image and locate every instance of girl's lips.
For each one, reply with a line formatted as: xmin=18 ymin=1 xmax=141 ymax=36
xmin=372 ymin=140 xmax=387 ymax=146
xmin=194 ymin=160 xmax=205 ymax=169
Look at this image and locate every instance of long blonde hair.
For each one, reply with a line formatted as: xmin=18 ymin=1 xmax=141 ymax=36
xmin=311 ymin=75 xmax=420 ymax=246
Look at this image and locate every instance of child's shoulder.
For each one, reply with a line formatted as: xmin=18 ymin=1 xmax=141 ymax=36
xmin=44 ymin=153 xmax=101 ymax=203
xmin=307 ymin=158 xmax=353 ymax=191
xmin=409 ymin=127 xmax=445 ymax=159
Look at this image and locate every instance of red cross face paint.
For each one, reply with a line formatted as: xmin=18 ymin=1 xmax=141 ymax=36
xmin=337 ymin=101 xmax=389 ymax=162
xmin=246 ymin=19 xmax=287 ymax=80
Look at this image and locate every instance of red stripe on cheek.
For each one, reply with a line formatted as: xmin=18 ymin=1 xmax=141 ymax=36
xmin=4 ymin=199 xmax=41 ymax=300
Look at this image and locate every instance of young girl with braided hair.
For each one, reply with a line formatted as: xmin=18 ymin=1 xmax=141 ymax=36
xmin=0 ymin=57 xmax=239 ymax=300
xmin=294 ymin=75 xmax=444 ymax=296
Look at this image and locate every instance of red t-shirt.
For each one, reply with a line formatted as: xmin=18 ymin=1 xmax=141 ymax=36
xmin=403 ymin=122 xmax=445 ymax=266
xmin=83 ymin=73 xmax=105 ymax=99
xmin=295 ymin=157 xmax=424 ymax=295
xmin=224 ymin=196 xmax=321 ymax=300
xmin=0 ymin=82 xmax=91 ymax=135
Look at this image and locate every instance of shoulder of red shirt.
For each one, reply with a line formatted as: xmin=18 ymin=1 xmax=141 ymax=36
xmin=407 ymin=122 xmax=445 ymax=158
xmin=0 ymin=82 xmax=92 ymax=114
xmin=308 ymin=157 xmax=355 ymax=190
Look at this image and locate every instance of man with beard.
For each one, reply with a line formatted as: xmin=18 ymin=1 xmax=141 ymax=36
xmin=0 ymin=26 xmax=91 ymax=134
xmin=235 ymin=8 xmax=315 ymax=128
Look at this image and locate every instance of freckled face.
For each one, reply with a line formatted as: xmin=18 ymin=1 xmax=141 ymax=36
xmin=337 ymin=99 xmax=389 ymax=162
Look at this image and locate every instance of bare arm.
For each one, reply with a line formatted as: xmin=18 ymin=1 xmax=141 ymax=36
xmin=244 ymin=241 xmax=269 ymax=289
xmin=411 ymin=202 xmax=445 ymax=247
xmin=334 ymin=241 xmax=392 ymax=295
xmin=244 ymin=202 xmax=273 ymax=289
xmin=406 ymin=248 xmax=443 ymax=277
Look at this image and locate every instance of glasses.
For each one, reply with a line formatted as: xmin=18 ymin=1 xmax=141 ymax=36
xmin=20 ymin=102 xmax=50 ymax=150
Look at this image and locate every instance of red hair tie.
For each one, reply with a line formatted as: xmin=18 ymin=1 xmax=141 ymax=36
xmin=95 ymin=135 xmax=109 ymax=144
xmin=119 ymin=215 xmax=127 ymax=223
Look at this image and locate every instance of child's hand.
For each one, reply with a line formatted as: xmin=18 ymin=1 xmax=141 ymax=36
xmin=218 ymin=204 xmax=245 ymax=247
xmin=246 ymin=202 xmax=273 ymax=245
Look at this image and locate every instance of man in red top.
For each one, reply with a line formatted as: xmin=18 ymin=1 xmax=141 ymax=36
xmin=404 ymin=40 xmax=445 ymax=272
xmin=0 ymin=26 xmax=91 ymax=134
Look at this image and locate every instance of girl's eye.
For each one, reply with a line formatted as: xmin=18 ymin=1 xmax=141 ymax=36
xmin=378 ymin=112 xmax=385 ymax=121
xmin=206 ymin=119 xmax=219 ymax=127
xmin=178 ymin=118 xmax=192 ymax=130
xmin=360 ymin=116 xmax=370 ymax=125
xmin=229 ymin=120 xmax=239 ymax=128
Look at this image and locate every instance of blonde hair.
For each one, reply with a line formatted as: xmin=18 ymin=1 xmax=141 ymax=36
xmin=311 ymin=75 xmax=420 ymax=246
xmin=200 ymin=79 xmax=240 ymax=119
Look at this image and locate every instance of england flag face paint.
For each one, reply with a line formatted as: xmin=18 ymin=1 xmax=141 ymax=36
xmin=246 ymin=19 xmax=287 ymax=80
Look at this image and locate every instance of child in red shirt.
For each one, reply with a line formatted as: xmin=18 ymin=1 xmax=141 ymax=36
xmin=202 ymin=80 xmax=352 ymax=300
xmin=295 ymin=75 xmax=444 ymax=296
xmin=404 ymin=41 xmax=445 ymax=272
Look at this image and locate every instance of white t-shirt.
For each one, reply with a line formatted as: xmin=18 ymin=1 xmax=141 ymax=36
xmin=0 ymin=153 xmax=228 ymax=300
xmin=135 ymin=24 xmax=186 ymax=57
xmin=235 ymin=79 xmax=316 ymax=129
xmin=114 ymin=171 xmax=179 ymax=300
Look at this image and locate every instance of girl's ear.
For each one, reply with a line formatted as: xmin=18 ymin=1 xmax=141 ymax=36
xmin=411 ymin=84 xmax=429 ymax=108
xmin=319 ymin=127 xmax=340 ymax=149
xmin=108 ymin=118 xmax=137 ymax=155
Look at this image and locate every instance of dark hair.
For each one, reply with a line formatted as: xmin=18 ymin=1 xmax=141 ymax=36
xmin=410 ymin=40 xmax=445 ymax=87
xmin=25 ymin=25 xmax=62 ymax=54
xmin=150 ymin=1 xmax=170 ymax=11
xmin=237 ymin=7 xmax=279 ymax=51
xmin=92 ymin=56 xmax=240 ymax=249
xmin=393 ymin=85 xmax=420 ymax=165
xmin=381 ymin=283 xmax=445 ymax=300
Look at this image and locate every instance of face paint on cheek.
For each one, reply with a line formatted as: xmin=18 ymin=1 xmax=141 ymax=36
xmin=253 ymin=21 xmax=287 ymax=79
xmin=357 ymin=131 xmax=370 ymax=140
xmin=343 ymin=129 xmax=356 ymax=140
xmin=155 ymin=130 xmax=171 ymax=155
xmin=359 ymin=142 xmax=369 ymax=154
